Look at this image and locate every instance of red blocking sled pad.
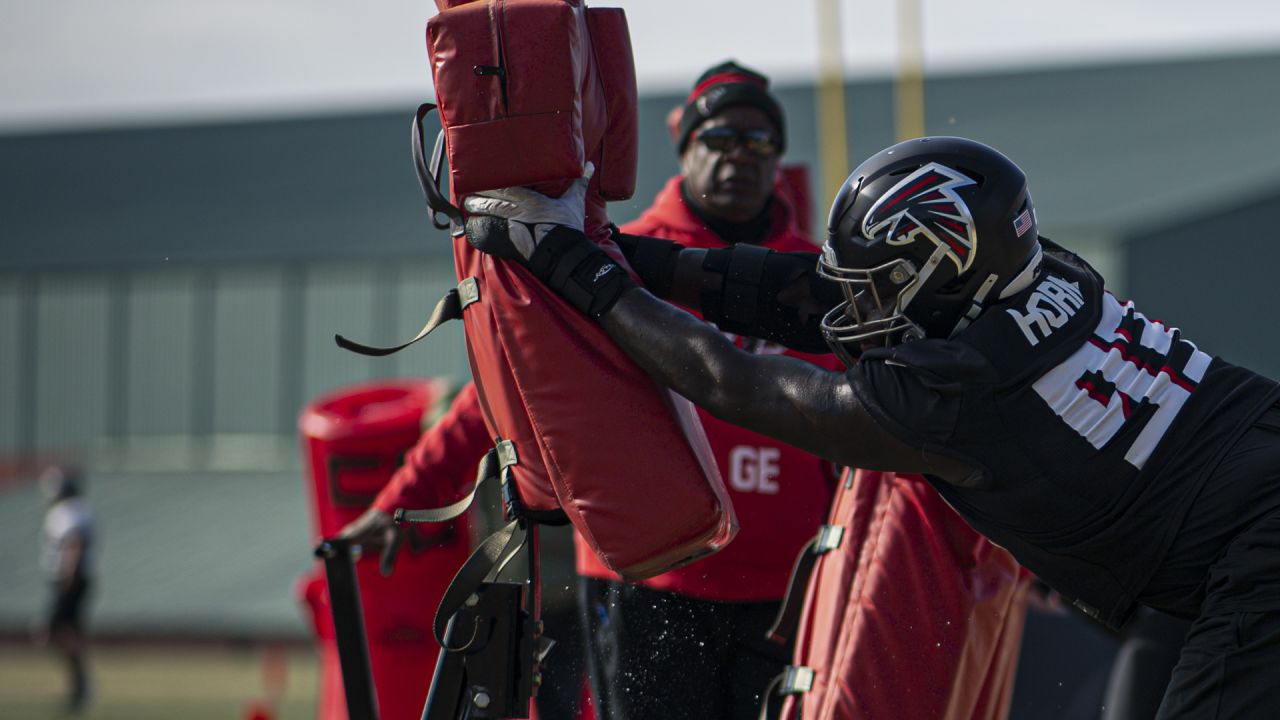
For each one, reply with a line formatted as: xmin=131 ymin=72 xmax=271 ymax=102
xmin=425 ymin=0 xmax=735 ymax=580
xmin=780 ymin=470 xmax=1032 ymax=720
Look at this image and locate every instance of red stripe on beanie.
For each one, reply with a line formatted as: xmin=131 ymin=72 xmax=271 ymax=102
xmin=686 ymin=72 xmax=768 ymax=103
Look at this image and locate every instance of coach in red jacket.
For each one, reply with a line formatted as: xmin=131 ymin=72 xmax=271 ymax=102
xmin=341 ymin=61 xmax=839 ymax=719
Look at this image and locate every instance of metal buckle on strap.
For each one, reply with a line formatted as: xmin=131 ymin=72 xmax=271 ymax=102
xmin=459 ymin=276 xmax=480 ymax=309
xmin=495 ymin=439 xmax=523 ymax=522
xmin=495 ymin=439 xmax=518 ymax=468
xmin=1072 ymin=599 xmax=1100 ymax=619
xmin=781 ymin=666 xmax=815 ymax=695
xmin=815 ymin=525 xmax=844 ymax=554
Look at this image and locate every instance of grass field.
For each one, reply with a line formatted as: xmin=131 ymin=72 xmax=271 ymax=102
xmin=0 ymin=643 xmax=318 ymax=720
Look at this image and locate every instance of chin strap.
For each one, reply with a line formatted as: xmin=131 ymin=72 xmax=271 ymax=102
xmin=998 ymin=243 xmax=1044 ymax=300
xmin=949 ymin=243 xmax=1044 ymax=337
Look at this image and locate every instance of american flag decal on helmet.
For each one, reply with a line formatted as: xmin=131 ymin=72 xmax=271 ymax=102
xmin=1013 ymin=208 xmax=1034 ymax=237
xmin=862 ymin=163 xmax=978 ymax=273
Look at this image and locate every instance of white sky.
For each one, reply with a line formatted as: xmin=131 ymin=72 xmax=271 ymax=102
xmin=2 ymin=0 xmax=1279 ymax=132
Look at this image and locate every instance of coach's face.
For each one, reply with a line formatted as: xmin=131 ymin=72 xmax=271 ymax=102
xmin=681 ymin=106 xmax=781 ymax=223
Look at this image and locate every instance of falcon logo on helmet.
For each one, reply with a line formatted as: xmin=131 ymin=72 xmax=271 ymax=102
xmin=861 ymin=163 xmax=978 ymax=274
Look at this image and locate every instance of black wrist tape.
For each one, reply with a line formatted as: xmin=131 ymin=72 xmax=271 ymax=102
xmin=527 ymin=226 xmax=637 ymax=318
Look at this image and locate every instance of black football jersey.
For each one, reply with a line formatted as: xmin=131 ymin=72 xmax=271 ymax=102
xmin=848 ymin=244 xmax=1280 ymax=628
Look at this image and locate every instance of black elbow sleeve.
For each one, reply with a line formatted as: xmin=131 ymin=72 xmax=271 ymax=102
xmin=589 ymin=230 xmax=838 ymax=352
xmin=612 ymin=231 xmax=684 ymax=299
xmin=700 ymin=246 xmax=836 ymax=355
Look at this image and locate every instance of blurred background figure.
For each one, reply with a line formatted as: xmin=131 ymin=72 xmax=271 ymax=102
xmin=35 ymin=465 xmax=95 ymax=714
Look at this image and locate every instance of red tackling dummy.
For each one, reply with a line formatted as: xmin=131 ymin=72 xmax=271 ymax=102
xmin=424 ymin=0 xmax=735 ymax=579
xmin=777 ymin=470 xmax=1032 ymax=720
xmin=298 ymin=380 xmax=473 ymax=720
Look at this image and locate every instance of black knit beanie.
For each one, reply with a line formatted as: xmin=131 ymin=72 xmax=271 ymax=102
xmin=676 ymin=60 xmax=786 ymax=155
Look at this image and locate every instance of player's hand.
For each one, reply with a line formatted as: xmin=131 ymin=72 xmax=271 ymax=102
xmin=462 ymin=163 xmax=594 ymax=260
xmin=336 ymin=507 xmax=404 ymax=577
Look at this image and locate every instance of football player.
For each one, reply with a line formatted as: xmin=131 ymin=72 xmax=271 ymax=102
xmin=462 ymin=136 xmax=1280 ymax=718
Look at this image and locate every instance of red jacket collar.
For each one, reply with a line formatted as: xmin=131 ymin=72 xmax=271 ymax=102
xmin=622 ymin=175 xmax=814 ymax=252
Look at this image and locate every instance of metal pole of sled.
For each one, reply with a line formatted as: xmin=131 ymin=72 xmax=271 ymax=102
xmin=408 ymin=444 xmax=546 ymax=719
xmin=315 ymin=538 xmax=380 ymax=720
xmin=421 ymin=617 xmax=467 ymax=720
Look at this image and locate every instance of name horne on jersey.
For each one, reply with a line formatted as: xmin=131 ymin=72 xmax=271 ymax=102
xmin=1006 ymin=274 xmax=1086 ymax=346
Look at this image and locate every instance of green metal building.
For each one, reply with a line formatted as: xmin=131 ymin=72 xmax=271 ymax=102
xmin=2 ymin=51 xmax=1280 ymax=641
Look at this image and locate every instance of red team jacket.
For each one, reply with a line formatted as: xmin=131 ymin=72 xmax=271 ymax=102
xmin=375 ymin=176 xmax=839 ymax=603
xmin=372 ymin=381 xmax=490 ymax=516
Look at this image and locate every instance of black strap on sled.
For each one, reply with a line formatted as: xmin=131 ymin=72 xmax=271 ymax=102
xmin=334 ymin=276 xmax=479 ymax=357
xmin=395 ymin=438 xmax=556 ymax=719
xmin=757 ymin=524 xmax=843 ymax=719
xmin=333 ymin=103 xmax=477 ymax=357
xmin=758 ymin=665 xmax=815 ymax=720
xmin=412 ymin=103 xmax=464 ymax=234
xmin=396 ymin=441 xmax=530 ymax=650
xmin=766 ymin=524 xmax=845 ymax=647
xmin=423 ymin=576 xmax=539 ymax=720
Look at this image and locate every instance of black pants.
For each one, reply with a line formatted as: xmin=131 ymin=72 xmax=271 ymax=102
xmin=1153 ymin=512 xmax=1280 ymax=719
xmin=1102 ymin=608 xmax=1190 ymax=720
xmin=48 ymin=575 xmax=90 ymax=632
xmin=578 ymin=578 xmax=787 ymax=720
xmin=1150 ymin=406 xmax=1280 ymax=719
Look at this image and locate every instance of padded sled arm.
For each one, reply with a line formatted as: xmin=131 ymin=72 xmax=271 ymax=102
xmin=613 ymin=232 xmax=840 ymax=354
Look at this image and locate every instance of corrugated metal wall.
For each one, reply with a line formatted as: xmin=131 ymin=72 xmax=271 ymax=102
xmin=0 ymin=277 xmax=27 ymax=454
xmin=127 ymin=270 xmax=198 ymax=436
xmin=32 ymin=273 xmax=112 ymax=452
xmin=0 ymin=260 xmax=469 ymax=460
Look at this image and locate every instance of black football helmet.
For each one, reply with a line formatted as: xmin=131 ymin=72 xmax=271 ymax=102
xmin=819 ymin=137 xmax=1043 ymax=364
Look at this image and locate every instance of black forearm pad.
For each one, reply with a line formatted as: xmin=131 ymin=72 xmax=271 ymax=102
xmin=699 ymin=246 xmax=836 ymax=354
xmin=611 ymin=231 xmax=684 ymax=299
xmin=526 ymin=226 xmax=637 ymax=318
xmin=700 ymin=244 xmax=772 ymax=329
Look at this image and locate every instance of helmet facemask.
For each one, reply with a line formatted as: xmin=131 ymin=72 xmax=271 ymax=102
xmin=817 ymin=247 xmax=924 ymax=366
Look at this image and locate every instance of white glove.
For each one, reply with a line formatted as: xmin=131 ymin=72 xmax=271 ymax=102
xmin=462 ymin=163 xmax=594 ymax=260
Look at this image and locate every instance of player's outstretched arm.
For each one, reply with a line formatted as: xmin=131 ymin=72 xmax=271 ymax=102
xmin=461 ymin=172 xmax=970 ymax=480
xmin=598 ymin=283 xmax=965 ymax=477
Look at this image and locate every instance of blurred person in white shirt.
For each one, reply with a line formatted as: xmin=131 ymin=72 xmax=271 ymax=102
xmin=36 ymin=465 xmax=95 ymax=714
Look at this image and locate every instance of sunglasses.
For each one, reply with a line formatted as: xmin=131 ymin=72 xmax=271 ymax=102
xmin=694 ymin=127 xmax=781 ymax=156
